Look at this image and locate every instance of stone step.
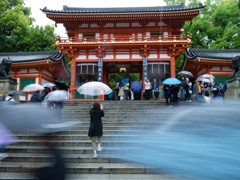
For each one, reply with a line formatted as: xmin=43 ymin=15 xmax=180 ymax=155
xmin=13 ymin=134 xmax=138 ymax=140
xmin=5 ymin=146 xmax=137 ymax=154
xmin=0 ymin=162 xmax=151 ymax=174
xmin=0 ymin=172 xmax=178 ymax=180
xmin=12 ymin=139 xmax=145 ymax=146
xmin=3 ymin=153 xmax=125 ymax=163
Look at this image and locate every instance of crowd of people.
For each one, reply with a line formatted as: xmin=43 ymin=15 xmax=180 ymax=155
xmin=164 ymin=77 xmax=227 ymax=107
xmin=111 ymin=76 xmax=227 ymax=106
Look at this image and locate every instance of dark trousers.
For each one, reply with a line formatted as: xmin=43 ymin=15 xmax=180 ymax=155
xmin=173 ymin=96 xmax=179 ymax=106
xmin=134 ymin=93 xmax=141 ymax=100
xmin=124 ymin=90 xmax=129 ymax=100
xmin=153 ymin=91 xmax=159 ymax=100
xmin=185 ymin=90 xmax=190 ymax=101
xmin=165 ymin=94 xmax=172 ymax=105
xmin=145 ymin=89 xmax=151 ymax=100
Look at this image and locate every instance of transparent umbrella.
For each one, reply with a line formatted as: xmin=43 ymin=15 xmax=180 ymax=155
xmin=5 ymin=90 xmax=25 ymax=96
xmin=43 ymin=83 xmax=56 ymax=88
xmin=22 ymin=84 xmax=44 ymax=92
xmin=44 ymin=90 xmax=71 ymax=102
xmin=178 ymin=71 xmax=193 ymax=77
xmin=197 ymin=77 xmax=212 ymax=83
xmin=77 ymin=81 xmax=112 ymax=96
xmin=199 ymin=74 xmax=215 ymax=79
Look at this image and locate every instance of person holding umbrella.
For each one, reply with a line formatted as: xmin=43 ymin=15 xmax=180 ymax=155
xmin=163 ymin=84 xmax=172 ymax=106
xmin=88 ymin=102 xmax=104 ymax=158
xmin=5 ymin=94 xmax=15 ymax=102
xmin=4 ymin=91 xmax=26 ymax=102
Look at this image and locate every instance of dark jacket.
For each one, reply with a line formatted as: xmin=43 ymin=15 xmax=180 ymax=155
xmin=163 ymin=85 xmax=171 ymax=97
xmin=30 ymin=92 xmax=42 ymax=102
xmin=171 ymin=86 xmax=179 ymax=98
xmin=88 ymin=109 xmax=104 ymax=137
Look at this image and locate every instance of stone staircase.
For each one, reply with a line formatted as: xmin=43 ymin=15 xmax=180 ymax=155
xmin=0 ymin=101 xmax=182 ymax=180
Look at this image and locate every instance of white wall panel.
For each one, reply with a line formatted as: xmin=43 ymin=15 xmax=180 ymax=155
xmin=160 ymin=54 xmax=170 ymax=58
xmin=76 ymin=55 xmax=87 ymax=60
xmin=116 ymin=23 xmax=129 ymax=27
xmin=116 ymin=55 xmax=130 ymax=59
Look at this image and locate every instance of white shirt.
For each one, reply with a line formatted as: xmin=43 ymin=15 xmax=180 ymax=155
xmin=5 ymin=96 xmax=16 ymax=102
xmin=145 ymin=82 xmax=151 ymax=90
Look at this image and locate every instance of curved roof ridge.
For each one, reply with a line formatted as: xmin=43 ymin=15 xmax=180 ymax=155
xmin=185 ymin=48 xmax=240 ymax=61
xmin=0 ymin=50 xmax=64 ymax=63
xmin=41 ymin=3 xmax=205 ymax=14
xmin=0 ymin=50 xmax=60 ymax=56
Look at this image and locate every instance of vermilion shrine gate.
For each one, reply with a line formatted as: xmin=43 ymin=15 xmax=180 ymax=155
xmin=42 ymin=3 xmax=205 ymax=100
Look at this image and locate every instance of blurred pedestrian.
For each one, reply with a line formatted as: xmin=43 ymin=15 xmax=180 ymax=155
xmin=152 ymin=79 xmax=159 ymax=100
xmin=193 ymin=81 xmax=202 ymax=101
xmin=172 ymin=85 xmax=179 ymax=106
xmin=144 ymin=79 xmax=151 ymax=100
xmin=5 ymin=94 xmax=15 ymax=102
xmin=34 ymin=134 xmax=65 ymax=180
xmin=179 ymin=77 xmax=186 ymax=101
xmin=218 ymin=82 xmax=227 ymax=97
xmin=123 ymin=82 xmax=129 ymax=100
xmin=41 ymin=87 xmax=49 ymax=99
xmin=185 ymin=78 xmax=192 ymax=102
xmin=30 ymin=90 xmax=42 ymax=103
xmin=88 ymin=102 xmax=104 ymax=158
xmin=203 ymin=83 xmax=212 ymax=105
xmin=163 ymin=84 xmax=172 ymax=106
xmin=118 ymin=86 xmax=124 ymax=101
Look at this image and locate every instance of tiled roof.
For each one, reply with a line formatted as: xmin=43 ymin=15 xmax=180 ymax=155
xmin=184 ymin=48 xmax=240 ymax=61
xmin=0 ymin=50 xmax=64 ymax=63
xmin=41 ymin=3 xmax=205 ymax=14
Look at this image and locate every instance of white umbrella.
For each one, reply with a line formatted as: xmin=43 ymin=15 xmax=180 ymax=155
xmin=22 ymin=84 xmax=45 ymax=92
xmin=43 ymin=83 xmax=56 ymax=88
xmin=44 ymin=90 xmax=71 ymax=102
xmin=178 ymin=71 xmax=193 ymax=77
xmin=77 ymin=81 xmax=112 ymax=96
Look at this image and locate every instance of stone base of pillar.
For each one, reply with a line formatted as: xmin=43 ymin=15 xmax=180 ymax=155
xmin=0 ymin=77 xmax=18 ymax=100
xmin=225 ymin=77 xmax=240 ymax=100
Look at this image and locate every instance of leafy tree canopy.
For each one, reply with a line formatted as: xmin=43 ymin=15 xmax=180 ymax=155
xmin=164 ymin=0 xmax=240 ymax=73
xmin=0 ymin=0 xmax=56 ymax=52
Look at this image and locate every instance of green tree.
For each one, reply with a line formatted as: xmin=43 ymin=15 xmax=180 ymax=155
xmin=18 ymin=25 xmax=56 ymax=52
xmin=0 ymin=0 xmax=57 ymax=52
xmin=164 ymin=0 xmax=240 ymax=73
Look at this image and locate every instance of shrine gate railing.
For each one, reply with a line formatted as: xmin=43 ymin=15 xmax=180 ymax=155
xmin=57 ymin=35 xmax=190 ymax=44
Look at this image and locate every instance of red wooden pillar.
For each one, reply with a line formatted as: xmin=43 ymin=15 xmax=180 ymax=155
xmin=70 ymin=58 xmax=76 ymax=99
xmin=38 ymin=69 xmax=42 ymax=85
xmin=170 ymin=57 xmax=176 ymax=78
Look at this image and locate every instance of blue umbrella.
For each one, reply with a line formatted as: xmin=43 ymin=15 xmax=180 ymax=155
xmin=130 ymin=81 xmax=143 ymax=94
xmin=162 ymin=78 xmax=181 ymax=85
xmin=119 ymin=77 xmax=129 ymax=88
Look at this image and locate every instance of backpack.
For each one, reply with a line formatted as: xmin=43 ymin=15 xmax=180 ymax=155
xmin=204 ymin=90 xmax=210 ymax=97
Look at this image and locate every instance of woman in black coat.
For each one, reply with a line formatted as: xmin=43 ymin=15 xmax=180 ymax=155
xmin=88 ymin=102 xmax=104 ymax=158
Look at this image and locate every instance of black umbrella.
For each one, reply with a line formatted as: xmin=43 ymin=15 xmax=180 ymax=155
xmin=5 ymin=90 xmax=25 ymax=96
xmin=0 ymin=102 xmax=78 ymax=133
xmin=54 ymin=80 xmax=69 ymax=90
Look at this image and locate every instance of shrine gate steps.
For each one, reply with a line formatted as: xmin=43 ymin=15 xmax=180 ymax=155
xmin=0 ymin=101 xmax=187 ymax=180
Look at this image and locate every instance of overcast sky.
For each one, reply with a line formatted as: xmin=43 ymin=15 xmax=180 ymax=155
xmin=24 ymin=0 xmax=166 ymax=36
